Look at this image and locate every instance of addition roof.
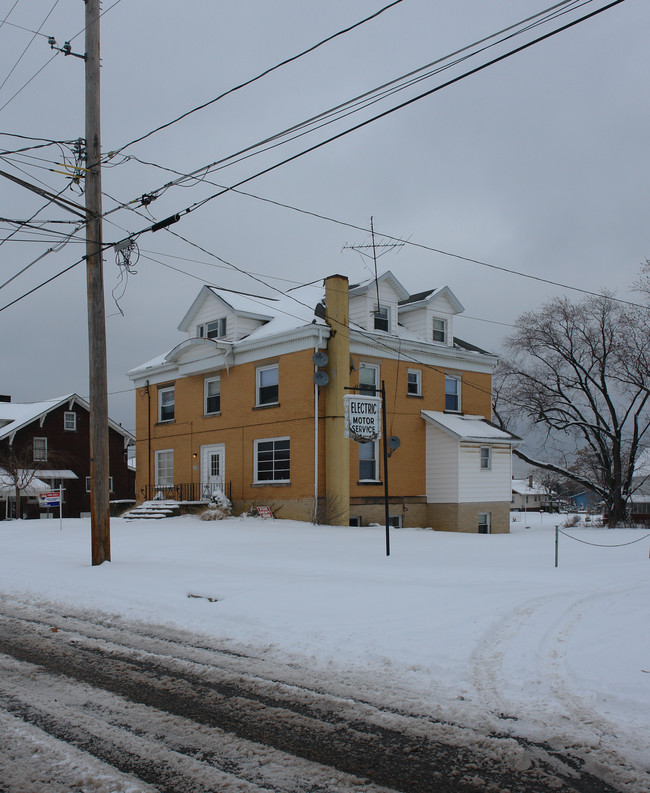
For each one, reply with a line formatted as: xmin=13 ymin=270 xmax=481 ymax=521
xmin=421 ymin=410 xmax=521 ymax=444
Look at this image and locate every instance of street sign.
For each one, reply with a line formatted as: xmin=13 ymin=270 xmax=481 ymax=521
xmin=343 ymin=394 xmax=382 ymax=442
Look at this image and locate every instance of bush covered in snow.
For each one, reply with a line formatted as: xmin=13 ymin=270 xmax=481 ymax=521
xmin=200 ymin=488 xmax=231 ymax=521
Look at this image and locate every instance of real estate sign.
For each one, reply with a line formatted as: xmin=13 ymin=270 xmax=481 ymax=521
xmin=39 ymin=491 xmax=60 ymax=508
xmin=344 ymin=394 xmax=382 ymax=442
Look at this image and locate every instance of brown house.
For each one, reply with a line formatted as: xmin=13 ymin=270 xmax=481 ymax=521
xmin=0 ymin=394 xmax=134 ymax=519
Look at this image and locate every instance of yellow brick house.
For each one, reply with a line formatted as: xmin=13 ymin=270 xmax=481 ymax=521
xmin=127 ymin=271 xmax=519 ymax=532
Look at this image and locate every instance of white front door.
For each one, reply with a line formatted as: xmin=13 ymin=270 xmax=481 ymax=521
xmin=200 ymin=443 xmax=225 ymax=499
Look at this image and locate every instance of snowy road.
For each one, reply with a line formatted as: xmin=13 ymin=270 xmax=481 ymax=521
xmin=0 ymin=597 xmax=627 ymax=793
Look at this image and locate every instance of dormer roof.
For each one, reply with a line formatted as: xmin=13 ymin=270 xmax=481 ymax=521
xmin=399 ymin=285 xmax=464 ymax=315
xmin=348 ymin=270 xmax=410 ymax=301
xmin=177 ymin=285 xmax=276 ymax=332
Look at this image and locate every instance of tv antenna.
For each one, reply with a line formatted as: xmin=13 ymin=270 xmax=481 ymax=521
xmin=343 ymin=216 xmax=404 ymax=307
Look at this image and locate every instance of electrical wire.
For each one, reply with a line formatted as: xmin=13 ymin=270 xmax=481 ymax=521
xmin=110 ymin=0 xmax=627 ymax=258
xmin=112 ymin=0 xmax=405 ymax=156
xmin=0 ymin=0 xmax=124 ymax=115
xmin=0 ymin=0 xmax=62 ymax=93
xmin=112 ymin=1 xmax=586 ymax=201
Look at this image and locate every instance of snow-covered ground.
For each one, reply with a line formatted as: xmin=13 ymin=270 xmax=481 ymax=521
xmin=1 ymin=511 xmax=649 ymax=787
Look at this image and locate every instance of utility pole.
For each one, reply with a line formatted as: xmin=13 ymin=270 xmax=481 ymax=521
xmin=85 ymin=0 xmax=110 ymax=565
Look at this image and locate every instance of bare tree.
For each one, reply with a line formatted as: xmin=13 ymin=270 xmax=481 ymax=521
xmin=0 ymin=445 xmax=42 ymax=519
xmin=0 ymin=443 xmax=73 ymax=519
xmin=493 ymin=294 xmax=650 ymax=526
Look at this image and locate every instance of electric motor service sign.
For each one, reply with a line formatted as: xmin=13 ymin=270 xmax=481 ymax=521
xmin=344 ymin=394 xmax=382 ymax=442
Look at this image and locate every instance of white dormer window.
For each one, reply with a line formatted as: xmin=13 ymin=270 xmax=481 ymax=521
xmin=198 ymin=318 xmax=227 ymax=339
xmin=433 ymin=318 xmax=447 ymax=343
xmin=373 ymin=305 xmax=390 ymax=332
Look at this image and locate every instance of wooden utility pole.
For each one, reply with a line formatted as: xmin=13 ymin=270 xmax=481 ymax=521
xmin=85 ymin=0 xmax=110 ymax=564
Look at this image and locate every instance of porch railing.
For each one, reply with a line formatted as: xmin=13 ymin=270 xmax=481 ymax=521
xmin=139 ymin=480 xmax=231 ymax=503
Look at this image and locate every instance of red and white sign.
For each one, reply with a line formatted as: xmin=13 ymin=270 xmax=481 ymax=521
xmin=39 ymin=491 xmax=60 ymax=507
xmin=257 ymin=506 xmax=273 ymax=520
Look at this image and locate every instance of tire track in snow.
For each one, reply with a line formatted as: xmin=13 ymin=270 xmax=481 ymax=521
xmin=467 ymin=586 xmax=650 ymax=790
xmin=0 ymin=595 xmax=634 ymax=793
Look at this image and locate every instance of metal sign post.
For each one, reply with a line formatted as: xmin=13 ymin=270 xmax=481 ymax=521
xmin=344 ymin=384 xmax=391 ymax=557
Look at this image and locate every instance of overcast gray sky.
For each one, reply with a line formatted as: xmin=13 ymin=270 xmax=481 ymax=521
xmin=1 ymin=0 xmax=648 ymax=432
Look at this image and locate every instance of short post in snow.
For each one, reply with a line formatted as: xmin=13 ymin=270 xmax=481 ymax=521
xmin=555 ymin=525 xmax=559 ymax=568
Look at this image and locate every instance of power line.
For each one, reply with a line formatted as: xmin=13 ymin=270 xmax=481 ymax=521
xmin=112 ymin=0 xmax=405 ymax=156
xmin=116 ymin=0 xmax=627 ymax=250
xmin=0 ymin=0 xmax=62 ymax=93
xmin=0 ymin=256 xmax=83 ymax=312
xmin=112 ymin=1 xmax=585 ymax=204
xmin=0 ymin=0 xmax=124 ymax=116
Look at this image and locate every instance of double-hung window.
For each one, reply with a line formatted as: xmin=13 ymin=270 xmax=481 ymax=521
xmin=198 ymin=318 xmax=227 ymax=339
xmin=256 ymin=364 xmax=279 ymax=406
xmin=433 ymin=318 xmax=447 ymax=343
xmin=64 ymin=411 xmax=77 ymax=431
xmin=155 ymin=449 xmax=174 ymax=487
xmin=359 ymin=362 xmax=379 ymax=396
xmin=373 ymin=305 xmax=389 ymax=332
xmin=478 ymin=512 xmax=491 ymax=534
xmin=33 ymin=437 xmax=47 ymax=461
xmin=480 ymin=446 xmax=492 ymax=470
xmin=359 ymin=440 xmax=378 ymax=481
xmin=255 ymin=437 xmax=290 ymax=482
xmin=407 ymin=369 xmax=422 ymax=396
xmin=204 ymin=376 xmax=221 ymax=415
xmin=86 ymin=476 xmax=114 ymax=493
xmin=158 ymin=386 xmax=175 ymax=422
xmin=444 ymin=375 xmax=461 ymax=412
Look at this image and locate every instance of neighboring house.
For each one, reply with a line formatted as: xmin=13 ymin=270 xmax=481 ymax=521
xmin=0 ymin=394 xmax=135 ymax=519
xmin=127 ymin=271 xmax=520 ymax=533
xmin=511 ymin=477 xmax=553 ymax=512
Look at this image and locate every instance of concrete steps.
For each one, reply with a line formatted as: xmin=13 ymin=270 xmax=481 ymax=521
xmin=123 ymin=500 xmax=181 ymax=521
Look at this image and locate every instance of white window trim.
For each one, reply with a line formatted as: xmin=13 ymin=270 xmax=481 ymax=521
xmin=359 ymin=362 xmax=380 ymax=396
xmin=432 ymin=317 xmax=447 ymax=344
xmin=204 ymin=375 xmax=221 ymax=415
xmin=373 ymin=304 xmax=390 ymax=333
xmin=358 ymin=439 xmax=380 ymax=482
xmin=64 ymin=411 xmax=77 ymax=431
xmin=198 ymin=317 xmax=227 ymax=339
xmin=256 ymin=363 xmax=279 ymax=407
xmin=407 ymin=369 xmax=422 ymax=397
xmin=444 ymin=375 xmax=461 ymax=413
xmin=33 ymin=437 xmax=47 ymax=461
xmin=254 ymin=436 xmax=290 ymax=483
xmin=478 ymin=512 xmax=491 ymax=534
xmin=158 ymin=385 xmax=175 ymax=423
xmin=155 ymin=449 xmax=174 ymax=487
xmin=86 ymin=476 xmax=114 ymax=493
xmin=480 ymin=446 xmax=492 ymax=470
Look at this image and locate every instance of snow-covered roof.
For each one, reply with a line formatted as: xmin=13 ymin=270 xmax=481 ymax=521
xmin=35 ymin=469 xmax=78 ymax=480
xmin=348 ymin=270 xmax=410 ymax=301
xmin=129 ymin=272 xmax=497 ymax=379
xmin=398 ymin=285 xmax=464 ymax=315
xmin=0 ymin=470 xmax=51 ymax=497
xmin=421 ymin=411 xmax=521 ymax=444
xmin=511 ymin=479 xmax=549 ymax=496
xmin=0 ymin=394 xmax=134 ymax=442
